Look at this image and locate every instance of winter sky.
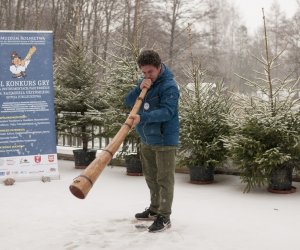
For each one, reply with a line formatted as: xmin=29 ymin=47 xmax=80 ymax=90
xmin=232 ymin=0 xmax=298 ymax=33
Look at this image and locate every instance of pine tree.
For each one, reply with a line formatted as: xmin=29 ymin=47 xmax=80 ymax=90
xmin=223 ymin=9 xmax=300 ymax=192
xmin=179 ymin=26 xmax=232 ymax=170
xmin=55 ymin=34 xmax=107 ymax=151
xmin=99 ymin=42 xmax=141 ymax=155
xmin=179 ymin=61 xmax=232 ymax=168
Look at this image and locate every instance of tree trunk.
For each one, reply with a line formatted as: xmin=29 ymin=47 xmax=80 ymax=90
xmin=132 ymin=0 xmax=141 ymax=49
xmin=169 ymin=0 xmax=180 ymax=68
xmin=35 ymin=0 xmax=40 ymax=30
xmin=15 ymin=0 xmax=23 ymax=29
xmin=102 ymin=0 xmax=117 ymax=72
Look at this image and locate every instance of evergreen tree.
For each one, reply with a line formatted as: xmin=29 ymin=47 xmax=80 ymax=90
xmin=179 ymin=26 xmax=232 ymax=170
xmin=223 ymin=10 xmax=300 ymax=192
xmin=55 ymin=34 xmax=107 ymax=151
xmin=179 ymin=61 xmax=232 ymax=168
xmin=99 ymin=42 xmax=142 ymax=155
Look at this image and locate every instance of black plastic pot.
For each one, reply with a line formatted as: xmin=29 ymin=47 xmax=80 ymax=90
xmin=125 ymin=154 xmax=143 ymax=176
xmin=73 ymin=149 xmax=97 ymax=169
xmin=189 ymin=165 xmax=214 ymax=184
xmin=268 ymin=165 xmax=296 ymax=194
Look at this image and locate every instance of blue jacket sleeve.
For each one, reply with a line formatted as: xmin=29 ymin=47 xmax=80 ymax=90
xmin=139 ymin=84 xmax=179 ymax=124
xmin=124 ymin=85 xmax=141 ymax=108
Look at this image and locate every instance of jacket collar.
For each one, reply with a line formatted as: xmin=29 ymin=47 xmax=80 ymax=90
xmin=153 ymin=63 xmax=167 ymax=85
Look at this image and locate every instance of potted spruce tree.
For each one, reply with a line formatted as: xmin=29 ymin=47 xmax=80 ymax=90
xmin=100 ymin=43 xmax=143 ymax=175
xmin=223 ymin=10 xmax=300 ymax=193
xmin=55 ymin=34 xmax=106 ymax=169
xmin=179 ymin=62 xmax=232 ymax=184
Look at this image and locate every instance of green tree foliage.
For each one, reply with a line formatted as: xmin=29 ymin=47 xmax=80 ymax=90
xmin=55 ymin=34 xmax=107 ymax=150
xmin=223 ymin=10 xmax=300 ymax=192
xmin=179 ymin=62 xmax=232 ymax=168
xmin=99 ymin=43 xmax=142 ymax=155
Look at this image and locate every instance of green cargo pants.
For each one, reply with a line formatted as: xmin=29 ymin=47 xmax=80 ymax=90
xmin=140 ymin=143 xmax=177 ymax=219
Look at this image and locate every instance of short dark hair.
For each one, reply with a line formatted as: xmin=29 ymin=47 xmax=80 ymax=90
xmin=11 ymin=51 xmax=21 ymax=60
xmin=137 ymin=50 xmax=161 ymax=68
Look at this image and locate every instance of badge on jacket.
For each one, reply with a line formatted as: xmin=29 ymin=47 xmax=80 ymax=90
xmin=144 ymin=102 xmax=150 ymax=110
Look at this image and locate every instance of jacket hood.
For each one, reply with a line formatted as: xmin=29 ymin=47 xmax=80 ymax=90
xmin=153 ymin=63 xmax=174 ymax=85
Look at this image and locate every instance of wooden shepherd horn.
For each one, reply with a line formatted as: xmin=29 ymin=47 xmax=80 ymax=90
xmin=69 ymin=84 xmax=149 ymax=199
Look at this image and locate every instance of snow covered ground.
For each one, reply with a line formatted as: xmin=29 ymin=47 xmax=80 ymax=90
xmin=1 ymin=159 xmax=300 ymax=250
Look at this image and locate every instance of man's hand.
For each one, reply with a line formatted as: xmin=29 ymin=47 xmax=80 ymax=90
xmin=129 ymin=114 xmax=141 ymax=128
xmin=140 ymin=79 xmax=152 ymax=90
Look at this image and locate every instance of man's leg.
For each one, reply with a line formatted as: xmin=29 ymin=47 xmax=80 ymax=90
xmin=155 ymin=146 xmax=177 ymax=219
xmin=140 ymin=144 xmax=159 ymax=213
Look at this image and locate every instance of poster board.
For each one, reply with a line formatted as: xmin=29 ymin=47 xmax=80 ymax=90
xmin=0 ymin=30 xmax=59 ymax=181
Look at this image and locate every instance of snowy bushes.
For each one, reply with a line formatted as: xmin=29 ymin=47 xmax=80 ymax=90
xmin=55 ymin=34 xmax=107 ymax=151
xmin=99 ymin=43 xmax=142 ymax=156
xmin=222 ymin=11 xmax=300 ymax=192
xmin=179 ymin=63 xmax=232 ymax=170
xmin=223 ymin=108 xmax=300 ymax=192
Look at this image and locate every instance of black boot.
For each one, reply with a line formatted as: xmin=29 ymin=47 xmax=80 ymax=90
xmin=135 ymin=208 xmax=157 ymax=221
xmin=148 ymin=215 xmax=171 ymax=232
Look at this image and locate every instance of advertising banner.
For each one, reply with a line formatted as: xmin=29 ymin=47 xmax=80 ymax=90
xmin=0 ymin=30 xmax=59 ymax=181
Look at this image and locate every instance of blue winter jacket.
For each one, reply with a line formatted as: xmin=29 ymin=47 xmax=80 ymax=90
xmin=125 ymin=64 xmax=179 ymax=146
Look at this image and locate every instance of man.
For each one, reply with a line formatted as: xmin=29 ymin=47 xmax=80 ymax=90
xmin=125 ymin=50 xmax=179 ymax=233
xmin=10 ymin=46 xmax=36 ymax=78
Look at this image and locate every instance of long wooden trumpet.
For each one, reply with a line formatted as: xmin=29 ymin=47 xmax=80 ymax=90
xmin=69 ymin=85 xmax=148 ymax=199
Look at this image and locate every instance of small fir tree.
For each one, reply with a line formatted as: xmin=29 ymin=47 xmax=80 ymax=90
xmin=179 ymin=61 xmax=232 ymax=169
xmin=98 ymin=42 xmax=142 ymax=155
xmin=55 ymin=34 xmax=107 ymax=151
xmin=223 ymin=9 xmax=300 ymax=192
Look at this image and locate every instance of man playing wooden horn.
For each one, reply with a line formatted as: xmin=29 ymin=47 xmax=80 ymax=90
xmin=125 ymin=50 xmax=180 ymax=233
xmin=10 ymin=46 xmax=37 ymax=78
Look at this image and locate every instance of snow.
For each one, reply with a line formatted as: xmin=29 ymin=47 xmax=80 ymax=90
xmin=1 ymin=160 xmax=300 ymax=250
